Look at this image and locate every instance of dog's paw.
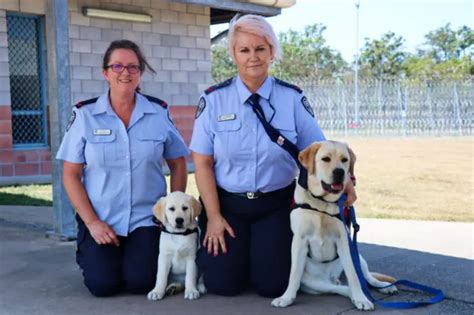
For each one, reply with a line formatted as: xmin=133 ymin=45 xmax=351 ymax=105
xmin=352 ymin=297 xmax=374 ymax=311
xmin=271 ymin=296 xmax=295 ymax=308
xmin=379 ymin=284 xmax=397 ymax=294
xmin=197 ymin=282 xmax=207 ymax=294
xmin=184 ymin=288 xmax=200 ymax=300
xmin=147 ymin=290 xmax=165 ymax=301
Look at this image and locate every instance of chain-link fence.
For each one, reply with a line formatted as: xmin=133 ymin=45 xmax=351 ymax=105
xmin=6 ymin=13 xmax=47 ymax=147
xmin=300 ymin=78 xmax=473 ymax=137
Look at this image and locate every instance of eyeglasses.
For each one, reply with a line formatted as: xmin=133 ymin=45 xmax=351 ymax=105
xmin=106 ymin=64 xmax=141 ymax=74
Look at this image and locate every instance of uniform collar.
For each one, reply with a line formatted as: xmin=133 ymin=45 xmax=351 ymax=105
xmin=92 ymin=91 xmax=158 ymax=116
xmin=236 ymin=76 xmax=272 ymax=105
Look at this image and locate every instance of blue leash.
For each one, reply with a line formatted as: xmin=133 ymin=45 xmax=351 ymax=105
xmin=337 ymin=194 xmax=445 ymax=308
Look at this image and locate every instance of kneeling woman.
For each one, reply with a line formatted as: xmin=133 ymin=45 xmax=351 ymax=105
xmin=191 ymin=14 xmax=357 ymax=297
xmin=57 ymin=40 xmax=188 ymax=297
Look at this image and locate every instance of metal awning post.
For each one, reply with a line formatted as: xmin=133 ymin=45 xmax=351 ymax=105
xmin=45 ymin=0 xmax=76 ymax=241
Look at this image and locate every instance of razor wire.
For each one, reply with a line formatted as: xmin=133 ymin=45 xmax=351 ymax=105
xmin=299 ymin=78 xmax=473 ymax=137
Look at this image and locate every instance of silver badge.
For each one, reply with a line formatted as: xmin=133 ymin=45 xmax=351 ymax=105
xmin=218 ymin=114 xmax=236 ymax=121
xmin=93 ymin=129 xmax=112 ymax=135
xmin=195 ymin=97 xmax=206 ymax=119
xmin=301 ymin=96 xmax=314 ymax=117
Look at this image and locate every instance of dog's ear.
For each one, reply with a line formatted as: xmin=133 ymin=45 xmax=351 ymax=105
xmin=189 ymin=196 xmax=202 ymax=218
xmin=347 ymin=146 xmax=356 ymax=177
xmin=299 ymin=142 xmax=322 ymax=174
xmin=152 ymin=196 xmax=167 ymax=224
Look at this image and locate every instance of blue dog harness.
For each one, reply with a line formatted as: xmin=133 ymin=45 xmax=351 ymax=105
xmin=337 ymin=194 xmax=445 ymax=308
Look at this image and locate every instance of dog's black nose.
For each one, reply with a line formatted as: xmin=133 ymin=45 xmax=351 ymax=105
xmin=175 ymin=217 xmax=184 ymax=226
xmin=333 ymin=168 xmax=345 ymax=184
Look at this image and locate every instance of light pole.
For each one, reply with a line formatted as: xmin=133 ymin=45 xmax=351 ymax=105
xmin=354 ymin=0 xmax=360 ymax=128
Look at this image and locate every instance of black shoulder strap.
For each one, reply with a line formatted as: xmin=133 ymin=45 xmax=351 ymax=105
xmin=246 ymin=96 xmax=308 ymax=189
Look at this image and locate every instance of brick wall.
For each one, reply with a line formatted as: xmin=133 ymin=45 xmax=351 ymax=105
xmin=69 ymin=0 xmax=212 ymax=105
xmin=0 ymin=0 xmax=211 ymax=185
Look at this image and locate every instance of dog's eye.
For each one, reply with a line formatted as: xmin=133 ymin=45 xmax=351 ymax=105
xmin=182 ymin=206 xmax=188 ymax=211
xmin=168 ymin=207 xmax=175 ymax=212
xmin=322 ymin=157 xmax=331 ymax=162
xmin=341 ymin=157 xmax=348 ymax=163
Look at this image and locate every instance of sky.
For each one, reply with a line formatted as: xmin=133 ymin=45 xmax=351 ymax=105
xmin=211 ymin=0 xmax=473 ymax=62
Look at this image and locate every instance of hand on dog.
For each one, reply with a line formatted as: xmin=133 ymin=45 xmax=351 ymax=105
xmin=344 ymin=180 xmax=357 ymax=207
xmin=204 ymin=215 xmax=235 ymax=256
xmin=87 ymin=219 xmax=120 ymax=246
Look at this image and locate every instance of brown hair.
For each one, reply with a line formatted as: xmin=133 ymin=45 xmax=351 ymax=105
xmin=102 ymin=40 xmax=156 ymax=74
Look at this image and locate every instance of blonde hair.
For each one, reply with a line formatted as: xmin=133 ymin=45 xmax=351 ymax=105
xmin=228 ymin=14 xmax=282 ymax=62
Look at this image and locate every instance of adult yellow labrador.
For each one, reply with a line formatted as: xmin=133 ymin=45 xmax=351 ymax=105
xmin=272 ymin=141 xmax=396 ymax=310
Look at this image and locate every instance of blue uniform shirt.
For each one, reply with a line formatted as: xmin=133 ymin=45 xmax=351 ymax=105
xmin=56 ymin=92 xmax=189 ymax=236
xmin=190 ymin=76 xmax=325 ymax=193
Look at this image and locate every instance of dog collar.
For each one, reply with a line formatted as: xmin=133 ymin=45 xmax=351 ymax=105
xmin=152 ymin=217 xmax=198 ymax=236
xmin=161 ymin=227 xmax=198 ymax=236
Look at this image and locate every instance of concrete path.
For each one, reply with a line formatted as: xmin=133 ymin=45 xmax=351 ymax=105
xmin=1 ymin=206 xmax=473 ymax=315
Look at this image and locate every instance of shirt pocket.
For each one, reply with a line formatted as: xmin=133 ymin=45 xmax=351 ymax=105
xmin=272 ymin=118 xmax=297 ymax=144
xmin=85 ymin=134 xmax=117 ymax=165
xmin=214 ymin=119 xmax=242 ymax=160
xmin=136 ymin=133 xmax=166 ymax=162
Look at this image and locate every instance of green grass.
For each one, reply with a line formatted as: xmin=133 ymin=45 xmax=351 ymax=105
xmin=0 ymin=184 xmax=53 ymax=206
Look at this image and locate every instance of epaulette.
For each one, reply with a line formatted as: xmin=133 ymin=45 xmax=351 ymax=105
xmin=274 ymin=78 xmax=303 ymax=94
xmin=74 ymin=97 xmax=98 ymax=108
xmin=204 ymin=77 xmax=233 ymax=95
xmin=142 ymin=94 xmax=168 ymax=109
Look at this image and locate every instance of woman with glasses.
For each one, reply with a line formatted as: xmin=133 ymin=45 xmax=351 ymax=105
xmin=56 ymin=40 xmax=189 ymax=297
xmin=190 ymin=15 xmax=356 ymax=297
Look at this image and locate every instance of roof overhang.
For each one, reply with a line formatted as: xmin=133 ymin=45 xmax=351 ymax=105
xmin=175 ymin=0 xmax=292 ymax=24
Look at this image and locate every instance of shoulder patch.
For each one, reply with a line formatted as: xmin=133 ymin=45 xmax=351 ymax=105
xmin=74 ymin=97 xmax=98 ymax=109
xmin=142 ymin=94 xmax=168 ymax=109
xmin=195 ymin=97 xmax=206 ymax=119
xmin=204 ymin=77 xmax=233 ymax=95
xmin=66 ymin=111 xmax=76 ymax=132
xmin=301 ymin=96 xmax=314 ymax=117
xmin=275 ymin=78 xmax=303 ymax=94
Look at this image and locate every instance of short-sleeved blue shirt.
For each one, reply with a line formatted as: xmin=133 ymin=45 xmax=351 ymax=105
xmin=56 ymin=92 xmax=189 ymax=236
xmin=190 ymin=76 xmax=325 ymax=193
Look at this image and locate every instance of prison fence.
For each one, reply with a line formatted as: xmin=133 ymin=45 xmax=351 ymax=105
xmin=298 ymin=78 xmax=473 ymax=137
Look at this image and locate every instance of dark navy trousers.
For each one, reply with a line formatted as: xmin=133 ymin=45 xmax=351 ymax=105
xmin=76 ymin=218 xmax=160 ymax=297
xmin=196 ymin=182 xmax=295 ymax=298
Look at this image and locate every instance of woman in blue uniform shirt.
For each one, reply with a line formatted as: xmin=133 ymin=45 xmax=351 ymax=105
xmin=56 ymin=40 xmax=189 ymax=297
xmin=190 ymin=15 xmax=356 ymax=297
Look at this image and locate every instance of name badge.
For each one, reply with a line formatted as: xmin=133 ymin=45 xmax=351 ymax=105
xmin=93 ymin=129 xmax=112 ymax=135
xmin=218 ymin=114 xmax=236 ymax=122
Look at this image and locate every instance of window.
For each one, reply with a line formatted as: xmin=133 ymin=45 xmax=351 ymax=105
xmin=6 ymin=13 xmax=47 ymax=147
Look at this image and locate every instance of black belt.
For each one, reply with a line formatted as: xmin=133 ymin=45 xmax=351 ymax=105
xmin=218 ymin=181 xmax=295 ymax=200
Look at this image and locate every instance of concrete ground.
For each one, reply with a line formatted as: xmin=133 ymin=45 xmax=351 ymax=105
xmin=0 ymin=205 xmax=473 ymax=315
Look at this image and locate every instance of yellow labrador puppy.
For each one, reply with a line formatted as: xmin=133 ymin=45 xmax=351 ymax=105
xmin=272 ymin=141 xmax=396 ymax=310
xmin=147 ymin=191 xmax=205 ymax=301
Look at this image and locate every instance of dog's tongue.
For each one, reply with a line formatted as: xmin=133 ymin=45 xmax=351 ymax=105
xmin=331 ymin=183 xmax=343 ymax=191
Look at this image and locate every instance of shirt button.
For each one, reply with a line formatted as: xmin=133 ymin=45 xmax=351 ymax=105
xmin=252 ymin=148 xmax=255 ymax=152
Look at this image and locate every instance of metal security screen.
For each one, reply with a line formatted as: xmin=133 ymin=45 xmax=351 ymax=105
xmin=6 ymin=13 xmax=47 ymax=147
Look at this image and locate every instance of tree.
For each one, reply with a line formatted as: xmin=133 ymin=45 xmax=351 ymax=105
xmin=418 ymin=23 xmax=474 ymax=62
xmin=272 ymin=24 xmax=347 ymax=80
xmin=211 ymin=39 xmax=237 ymax=82
xmin=359 ymin=32 xmax=406 ymax=79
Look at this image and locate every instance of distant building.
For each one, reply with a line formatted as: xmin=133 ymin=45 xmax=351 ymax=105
xmin=0 ymin=0 xmax=293 ymax=186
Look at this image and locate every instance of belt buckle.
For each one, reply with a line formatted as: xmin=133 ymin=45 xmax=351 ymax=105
xmin=246 ymin=192 xmax=258 ymax=199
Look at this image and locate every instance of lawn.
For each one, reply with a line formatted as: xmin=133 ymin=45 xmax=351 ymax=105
xmin=1 ymin=137 xmax=472 ymax=222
